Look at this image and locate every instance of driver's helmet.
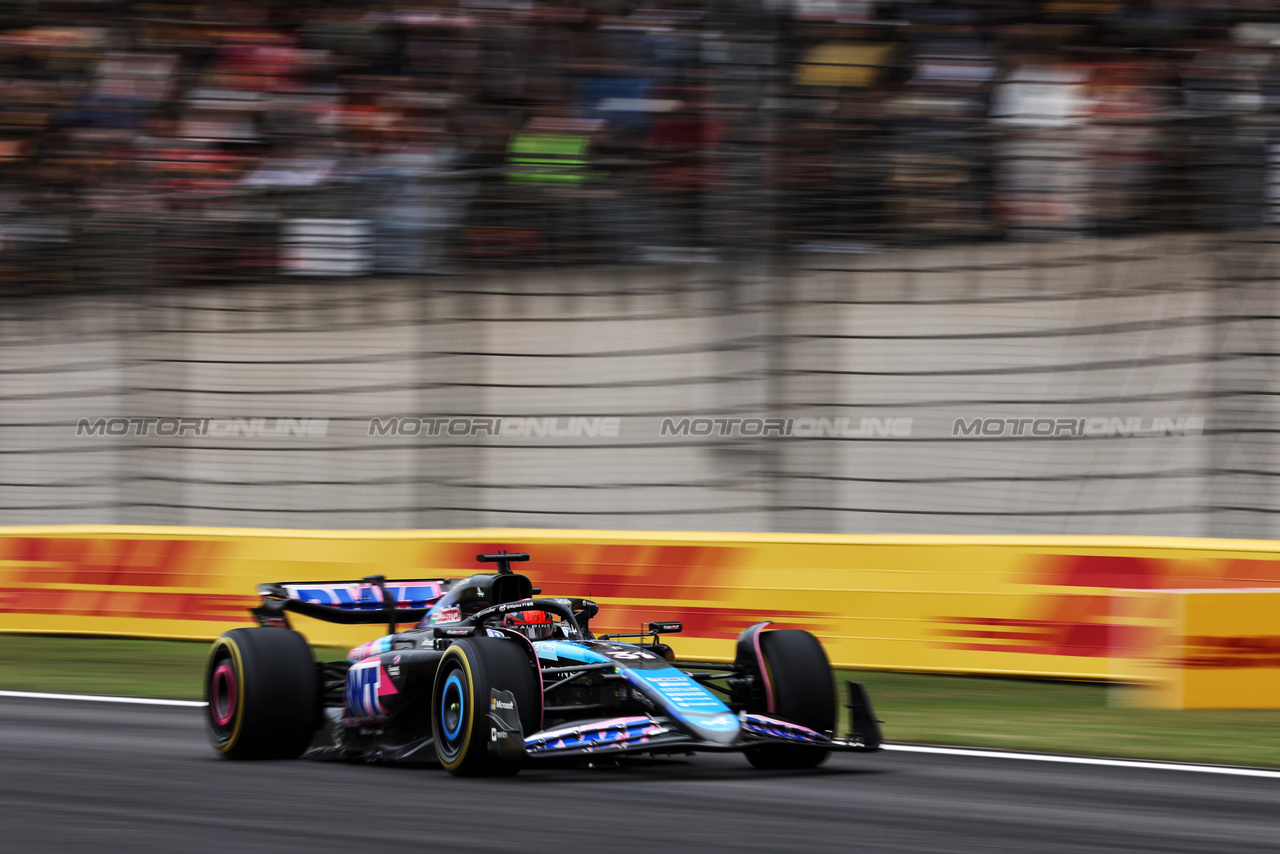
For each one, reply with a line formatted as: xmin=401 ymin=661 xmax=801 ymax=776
xmin=504 ymin=609 xmax=555 ymax=640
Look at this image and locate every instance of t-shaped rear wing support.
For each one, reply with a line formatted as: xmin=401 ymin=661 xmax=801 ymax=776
xmin=476 ymin=551 xmax=530 ymax=575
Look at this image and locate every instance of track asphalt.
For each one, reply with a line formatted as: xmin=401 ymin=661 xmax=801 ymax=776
xmin=1 ymin=695 xmax=1277 ymax=853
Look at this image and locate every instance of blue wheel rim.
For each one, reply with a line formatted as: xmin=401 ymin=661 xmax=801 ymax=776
xmin=441 ymin=672 xmax=465 ymax=742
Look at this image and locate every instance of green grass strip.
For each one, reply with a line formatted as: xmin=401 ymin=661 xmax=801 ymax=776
xmin=0 ymin=635 xmax=347 ymax=701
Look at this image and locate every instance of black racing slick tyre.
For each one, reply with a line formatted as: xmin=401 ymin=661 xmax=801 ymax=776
xmin=745 ymin=629 xmax=835 ymax=770
xmin=205 ymin=628 xmax=320 ymax=760
xmin=432 ymin=638 xmax=541 ymax=777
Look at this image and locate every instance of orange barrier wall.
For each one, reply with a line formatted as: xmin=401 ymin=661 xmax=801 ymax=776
xmin=5 ymin=527 xmax=1280 ymax=680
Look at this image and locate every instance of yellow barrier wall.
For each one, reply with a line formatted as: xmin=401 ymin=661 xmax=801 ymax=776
xmin=6 ymin=527 xmax=1280 ymax=680
xmin=1127 ymin=589 xmax=1280 ymax=708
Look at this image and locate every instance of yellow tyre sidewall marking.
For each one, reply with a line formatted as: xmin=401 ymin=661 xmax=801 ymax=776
xmin=437 ymin=645 xmax=476 ymax=771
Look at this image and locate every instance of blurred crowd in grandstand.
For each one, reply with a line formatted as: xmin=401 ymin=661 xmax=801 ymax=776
xmin=2 ymin=0 xmax=1280 ymax=283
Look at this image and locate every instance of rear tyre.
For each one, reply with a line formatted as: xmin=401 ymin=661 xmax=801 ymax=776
xmin=205 ymin=628 xmax=320 ymax=759
xmin=745 ymin=629 xmax=835 ymax=770
xmin=432 ymin=638 xmax=540 ymax=776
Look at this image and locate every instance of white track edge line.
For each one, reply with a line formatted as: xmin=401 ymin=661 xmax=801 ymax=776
xmin=1 ymin=691 xmax=1276 ymax=778
xmin=882 ymin=744 xmax=1280 ymax=779
xmin=0 ymin=689 xmax=205 ymax=707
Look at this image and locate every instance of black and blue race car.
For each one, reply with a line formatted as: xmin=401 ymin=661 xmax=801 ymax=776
xmin=204 ymin=552 xmax=882 ymax=775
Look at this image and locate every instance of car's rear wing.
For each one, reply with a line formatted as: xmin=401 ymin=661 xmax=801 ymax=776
xmin=251 ymin=575 xmax=450 ymax=632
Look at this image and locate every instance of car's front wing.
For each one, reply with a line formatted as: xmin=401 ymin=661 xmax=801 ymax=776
xmin=491 ymin=681 xmax=882 ymax=761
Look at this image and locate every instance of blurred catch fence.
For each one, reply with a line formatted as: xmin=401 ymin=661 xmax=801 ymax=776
xmin=2 ymin=107 xmax=1280 ymax=288
xmin=3 ymin=230 xmax=1280 ymax=538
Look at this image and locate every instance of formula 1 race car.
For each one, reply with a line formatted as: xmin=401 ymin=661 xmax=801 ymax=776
xmin=204 ymin=552 xmax=882 ymax=775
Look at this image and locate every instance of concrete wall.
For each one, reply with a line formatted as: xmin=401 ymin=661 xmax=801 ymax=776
xmin=1 ymin=232 xmax=1275 ymax=536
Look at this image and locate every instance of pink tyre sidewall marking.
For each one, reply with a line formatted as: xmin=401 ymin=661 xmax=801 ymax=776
xmin=753 ymin=629 xmax=774 ymax=714
xmin=211 ymin=662 xmax=237 ymax=727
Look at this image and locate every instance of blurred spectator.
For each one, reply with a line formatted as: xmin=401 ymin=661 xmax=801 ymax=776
xmin=0 ymin=0 xmax=1278 ymax=285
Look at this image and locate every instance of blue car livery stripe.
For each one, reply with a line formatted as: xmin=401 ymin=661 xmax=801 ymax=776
xmin=621 ymin=667 xmax=738 ymax=735
xmin=531 ymin=641 xmax=611 ymax=664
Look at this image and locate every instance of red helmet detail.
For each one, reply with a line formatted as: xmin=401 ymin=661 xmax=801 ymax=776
xmin=504 ymin=610 xmax=552 ymax=626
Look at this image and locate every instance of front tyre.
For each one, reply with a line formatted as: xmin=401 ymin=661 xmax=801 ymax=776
xmin=745 ymin=629 xmax=835 ymax=770
xmin=205 ymin=628 xmax=320 ymax=759
xmin=432 ymin=638 xmax=540 ymax=776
